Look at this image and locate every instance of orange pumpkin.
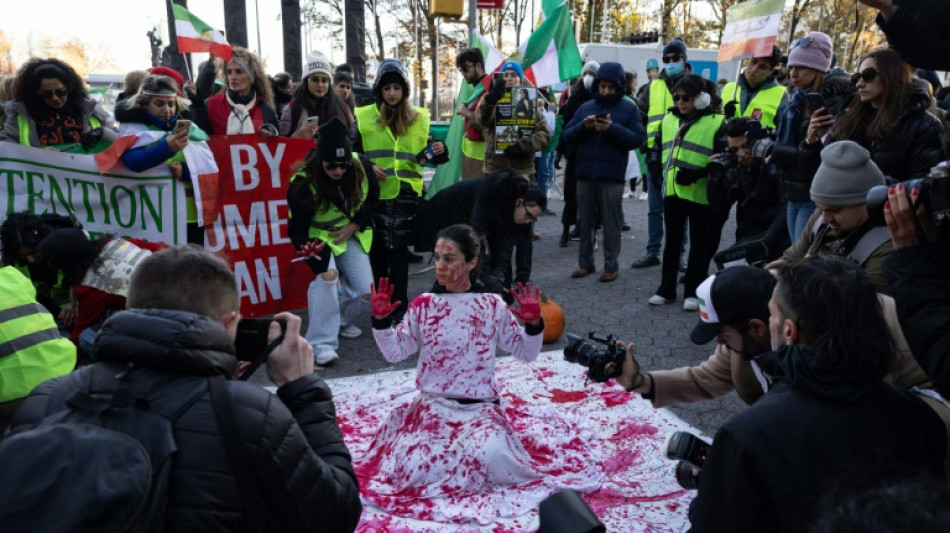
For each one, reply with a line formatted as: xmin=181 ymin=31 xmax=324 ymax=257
xmin=540 ymin=295 xmax=565 ymax=343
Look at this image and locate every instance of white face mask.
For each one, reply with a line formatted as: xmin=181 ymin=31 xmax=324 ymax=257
xmin=583 ymin=75 xmax=594 ymax=90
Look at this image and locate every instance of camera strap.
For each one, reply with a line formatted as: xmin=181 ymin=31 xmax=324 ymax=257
xmin=238 ymin=337 xmax=285 ymax=382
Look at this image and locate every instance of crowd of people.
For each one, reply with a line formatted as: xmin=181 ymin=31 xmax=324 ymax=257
xmin=1 ymin=0 xmax=950 ymax=529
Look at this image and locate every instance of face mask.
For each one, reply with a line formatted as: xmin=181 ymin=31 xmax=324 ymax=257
xmin=665 ymin=62 xmax=684 ymax=77
xmin=583 ymin=75 xmax=594 ymax=90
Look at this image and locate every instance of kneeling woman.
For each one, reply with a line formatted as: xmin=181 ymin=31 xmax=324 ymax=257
xmin=361 ymin=225 xmax=603 ymax=523
xmin=287 ymin=117 xmax=378 ymax=365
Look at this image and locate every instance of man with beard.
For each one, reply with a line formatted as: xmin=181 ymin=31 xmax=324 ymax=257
xmin=455 ymin=48 xmax=489 ymax=179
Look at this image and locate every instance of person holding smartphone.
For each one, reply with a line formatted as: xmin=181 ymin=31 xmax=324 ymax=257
xmin=118 ymin=74 xmax=212 ymax=244
xmin=770 ymin=31 xmax=854 ymax=242
xmin=279 ymin=50 xmax=353 ymax=139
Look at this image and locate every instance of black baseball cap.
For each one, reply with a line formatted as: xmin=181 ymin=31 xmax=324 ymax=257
xmin=690 ymin=266 xmax=776 ymax=345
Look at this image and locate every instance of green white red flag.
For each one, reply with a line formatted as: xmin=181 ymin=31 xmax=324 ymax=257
xmin=172 ymin=4 xmax=233 ymax=61
xmin=521 ymin=0 xmax=583 ymax=87
xmin=469 ymin=31 xmax=507 ymax=99
xmin=717 ymin=0 xmax=785 ymax=62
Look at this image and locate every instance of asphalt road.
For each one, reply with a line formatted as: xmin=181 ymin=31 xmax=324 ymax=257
xmin=251 ymin=175 xmax=746 ymax=437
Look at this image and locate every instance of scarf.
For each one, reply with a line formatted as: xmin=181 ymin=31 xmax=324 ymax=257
xmin=225 ymin=90 xmax=258 ymax=134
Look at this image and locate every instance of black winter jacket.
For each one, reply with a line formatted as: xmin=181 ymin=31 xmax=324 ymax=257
xmin=9 ymin=309 xmax=362 ymax=533
xmin=798 ymin=86 xmax=946 ymax=183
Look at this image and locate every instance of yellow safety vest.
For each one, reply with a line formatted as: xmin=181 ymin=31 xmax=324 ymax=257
xmin=660 ymin=113 xmax=725 ymax=205
xmin=0 ymin=267 xmax=76 ymax=403
xmin=289 ymin=155 xmax=373 ymax=256
xmin=646 ymin=78 xmax=674 ymax=150
xmin=18 ymin=114 xmax=101 ymax=149
xmin=354 ymin=104 xmax=429 ymax=200
xmin=720 ymin=82 xmax=786 ymax=129
xmin=461 ymin=137 xmax=485 ymax=161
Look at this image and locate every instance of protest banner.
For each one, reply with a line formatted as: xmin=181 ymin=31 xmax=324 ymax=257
xmin=493 ymin=86 xmax=537 ymax=154
xmin=0 ymin=143 xmax=187 ymax=243
xmin=717 ymin=0 xmax=785 ymax=62
xmin=204 ymin=134 xmax=315 ymax=317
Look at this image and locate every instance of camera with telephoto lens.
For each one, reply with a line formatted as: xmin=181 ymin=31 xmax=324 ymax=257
xmin=665 ymin=431 xmax=712 ymax=490
xmin=563 ymin=332 xmax=625 ymax=383
xmin=866 ymin=161 xmax=950 ymax=226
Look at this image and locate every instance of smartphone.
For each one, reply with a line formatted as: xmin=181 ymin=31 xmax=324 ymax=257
xmin=493 ymin=72 xmax=505 ymax=84
xmin=805 ymin=92 xmax=827 ymax=115
xmin=234 ymin=318 xmax=286 ymax=362
xmin=174 ymin=119 xmax=192 ymax=134
xmin=304 ymin=115 xmax=320 ymax=129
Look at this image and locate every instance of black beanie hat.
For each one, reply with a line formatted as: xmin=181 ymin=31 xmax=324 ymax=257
xmin=37 ymin=228 xmax=92 ymax=271
xmin=316 ymin=117 xmax=352 ymax=162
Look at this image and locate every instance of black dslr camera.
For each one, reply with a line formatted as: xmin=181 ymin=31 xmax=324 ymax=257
xmin=665 ymin=431 xmax=711 ymax=490
xmin=709 ymin=119 xmax=776 ymax=184
xmin=866 ymin=161 xmax=950 ymax=226
xmin=563 ymin=332 xmax=625 ymax=383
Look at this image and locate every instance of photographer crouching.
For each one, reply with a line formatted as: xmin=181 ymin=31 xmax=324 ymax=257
xmin=704 ymin=118 xmax=789 ymax=269
xmin=880 ymin=161 xmax=950 ymax=399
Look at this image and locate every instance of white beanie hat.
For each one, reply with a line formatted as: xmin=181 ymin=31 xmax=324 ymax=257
xmin=303 ymin=50 xmax=333 ymax=80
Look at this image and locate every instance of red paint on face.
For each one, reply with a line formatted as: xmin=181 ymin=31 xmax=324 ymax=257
xmin=434 ymin=238 xmax=473 ymax=293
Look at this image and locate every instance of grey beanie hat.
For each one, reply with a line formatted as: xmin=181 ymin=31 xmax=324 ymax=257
xmin=810 ymin=141 xmax=885 ymax=206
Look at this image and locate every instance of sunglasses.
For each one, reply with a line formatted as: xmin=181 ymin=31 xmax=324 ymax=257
xmin=789 ymin=37 xmax=830 ymax=58
xmin=323 ymin=160 xmax=351 ymax=171
xmin=851 ymin=67 xmax=879 ymax=85
xmin=662 ymin=54 xmax=682 ymax=64
xmin=672 ymin=94 xmax=692 ymax=103
xmin=38 ymin=88 xmax=68 ymax=99
xmin=308 ymin=75 xmax=329 ymax=84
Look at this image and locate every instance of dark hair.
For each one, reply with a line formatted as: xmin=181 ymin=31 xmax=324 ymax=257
xmin=725 ymin=117 xmax=752 ymax=137
xmin=456 ymin=48 xmax=485 ymax=70
xmin=292 ymin=152 xmax=367 ymax=216
xmin=128 ymin=245 xmax=239 ymax=319
xmin=773 ymin=256 xmax=893 ymax=381
xmin=288 ymin=77 xmax=353 ymax=134
xmin=333 ymin=71 xmax=352 ymax=86
xmin=0 ymin=212 xmax=76 ymax=265
xmin=522 ymin=187 xmax=548 ymax=211
xmin=671 ymin=74 xmax=722 ymax=114
xmin=271 ymin=72 xmax=291 ymax=88
xmin=37 ymin=229 xmax=112 ymax=288
xmin=435 ymin=224 xmax=483 ymax=283
xmin=835 ymin=48 xmax=913 ymax=142
xmin=13 ymin=58 xmax=88 ymax=119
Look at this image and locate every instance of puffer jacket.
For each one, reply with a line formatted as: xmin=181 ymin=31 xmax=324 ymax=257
xmin=798 ymin=85 xmax=946 ymax=183
xmin=560 ymin=61 xmax=645 ymax=184
xmin=8 ymin=309 xmax=362 ymax=533
xmin=773 ymin=71 xmax=855 ymax=201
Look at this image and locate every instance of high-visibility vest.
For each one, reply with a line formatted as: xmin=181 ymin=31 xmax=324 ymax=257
xmin=289 ymin=155 xmax=373 ymax=256
xmin=355 ymin=104 xmax=429 ymax=200
xmin=0 ymin=266 xmax=76 ymax=403
xmin=646 ymin=78 xmax=674 ymax=149
xmin=720 ymin=82 xmax=786 ymax=129
xmin=18 ymin=114 xmax=101 ymax=149
xmin=461 ymin=137 xmax=485 ymax=161
xmin=660 ymin=113 xmax=725 ymax=205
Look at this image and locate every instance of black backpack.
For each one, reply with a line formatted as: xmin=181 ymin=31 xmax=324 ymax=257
xmin=0 ymin=362 xmax=206 ymax=532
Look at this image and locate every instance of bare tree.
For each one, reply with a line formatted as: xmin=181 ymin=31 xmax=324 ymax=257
xmin=659 ymin=0 xmax=686 ymax=40
xmin=705 ymin=0 xmax=743 ymax=44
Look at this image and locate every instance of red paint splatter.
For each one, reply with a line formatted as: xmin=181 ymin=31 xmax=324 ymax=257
xmin=609 ymin=421 xmax=659 ymax=442
xmin=548 ymin=389 xmax=588 ymax=403
xmin=600 ymin=388 xmax=631 ymax=408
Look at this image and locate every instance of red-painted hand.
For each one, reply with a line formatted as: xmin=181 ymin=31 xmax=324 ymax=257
xmin=371 ymin=278 xmax=402 ymax=319
xmin=510 ymin=282 xmax=541 ymax=324
xmin=297 ymin=239 xmax=325 ymax=258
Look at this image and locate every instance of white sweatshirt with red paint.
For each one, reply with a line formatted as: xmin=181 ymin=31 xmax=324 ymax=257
xmin=374 ymin=291 xmax=542 ymax=400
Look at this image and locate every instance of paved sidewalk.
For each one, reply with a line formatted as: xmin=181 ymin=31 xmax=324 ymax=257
xmin=252 ymin=178 xmax=746 ymax=437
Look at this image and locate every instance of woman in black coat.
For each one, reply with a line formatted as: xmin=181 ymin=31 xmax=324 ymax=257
xmin=799 ymin=48 xmax=946 ymax=183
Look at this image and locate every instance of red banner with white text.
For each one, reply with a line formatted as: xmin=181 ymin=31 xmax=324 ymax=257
xmin=204 ymin=134 xmax=315 ymax=317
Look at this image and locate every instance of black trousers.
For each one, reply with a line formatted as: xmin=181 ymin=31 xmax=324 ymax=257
xmin=370 ymin=242 xmax=410 ymax=318
xmin=657 ymin=196 xmax=711 ymax=300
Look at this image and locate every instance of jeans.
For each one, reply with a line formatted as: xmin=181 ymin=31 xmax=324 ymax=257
xmin=78 ymin=323 xmax=103 ymax=360
xmin=787 ymin=200 xmax=816 ymax=243
xmin=535 ymin=153 xmax=555 ymax=195
xmin=646 ymin=166 xmax=664 ymax=256
xmin=305 ymin=238 xmax=374 ymax=353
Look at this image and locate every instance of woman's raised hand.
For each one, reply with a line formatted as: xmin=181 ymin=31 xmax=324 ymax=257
xmin=371 ymin=277 xmax=402 ymax=319
xmin=510 ymin=282 xmax=542 ymax=325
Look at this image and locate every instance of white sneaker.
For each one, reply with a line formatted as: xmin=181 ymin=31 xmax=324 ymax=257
xmin=622 ymin=191 xmax=634 ymax=199
xmin=648 ymin=294 xmax=672 ymax=306
xmin=638 ymin=192 xmax=648 ymax=201
xmin=339 ymin=324 xmax=362 ymax=339
xmin=314 ymin=349 xmax=339 ymax=365
xmin=683 ymin=297 xmax=699 ymax=311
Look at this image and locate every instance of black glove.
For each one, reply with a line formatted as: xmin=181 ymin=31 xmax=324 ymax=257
xmin=503 ymin=142 xmax=527 ymax=159
xmin=674 ymin=167 xmax=708 ymax=186
xmin=80 ymin=128 xmax=104 ymax=151
xmin=554 ymin=151 xmax=563 ymax=169
xmin=484 ymin=76 xmax=506 ymax=105
xmin=723 ymin=100 xmax=737 ymax=117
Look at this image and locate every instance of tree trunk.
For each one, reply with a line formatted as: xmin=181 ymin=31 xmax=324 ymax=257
xmin=281 ymin=0 xmax=302 ymax=81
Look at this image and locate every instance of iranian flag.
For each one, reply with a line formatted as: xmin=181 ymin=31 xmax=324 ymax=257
xmin=172 ymin=4 xmax=233 ymax=61
xmin=717 ymin=0 xmax=785 ymax=62
xmin=521 ymin=0 xmax=583 ymax=87
xmin=469 ymin=31 xmax=506 ymax=100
